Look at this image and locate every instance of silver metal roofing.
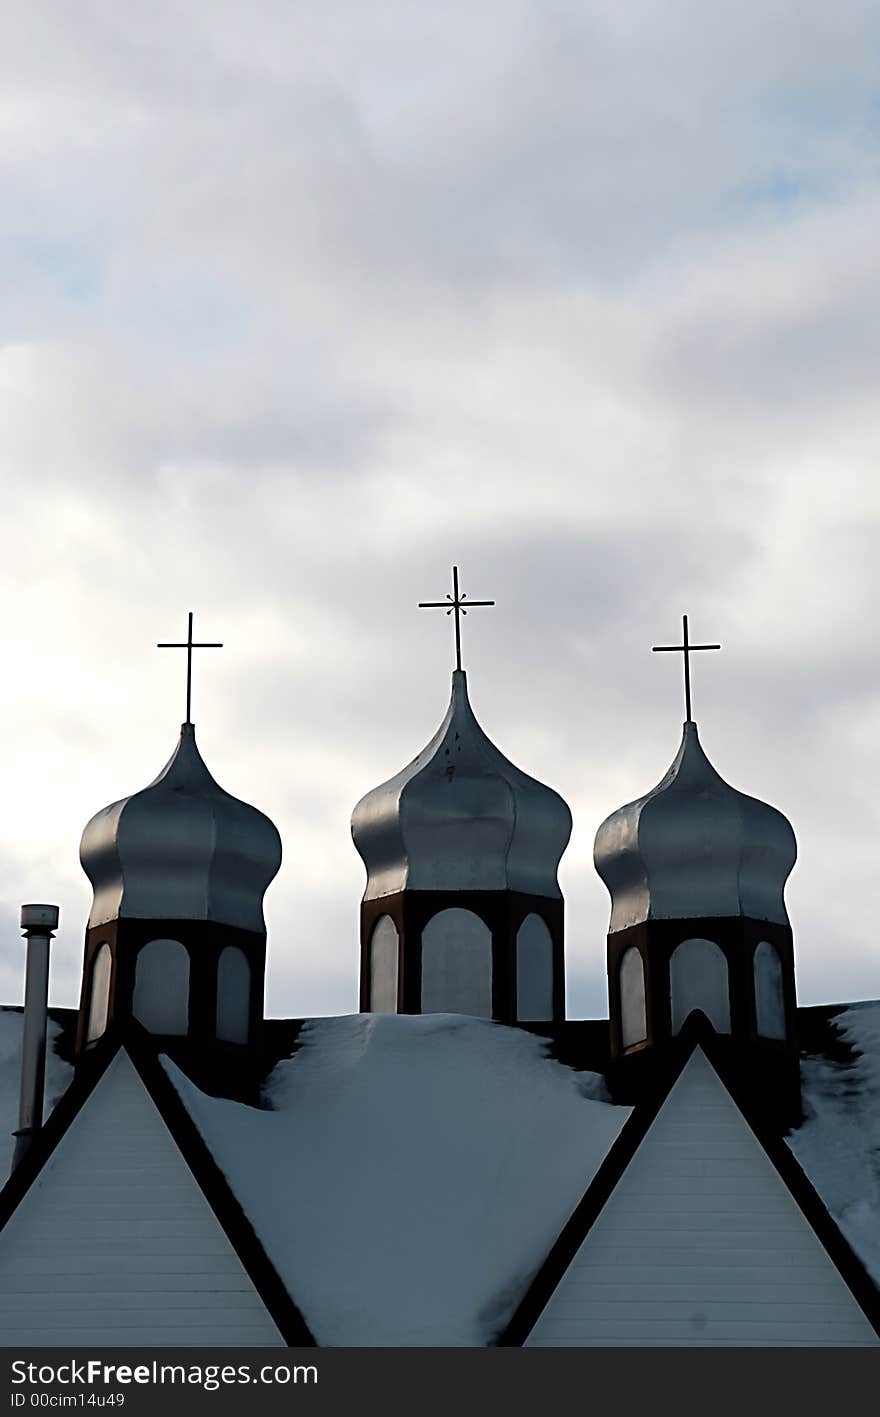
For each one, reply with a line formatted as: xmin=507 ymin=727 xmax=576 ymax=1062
xmin=80 ymin=723 xmax=282 ymax=933
xmin=351 ymin=670 xmax=572 ymax=901
xmin=593 ymin=720 xmax=797 ymax=933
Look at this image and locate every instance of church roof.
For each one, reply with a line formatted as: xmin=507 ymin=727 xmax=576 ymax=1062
xmin=501 ymin=1016 xmax=880 ymax=1345
xmin=351 ymin=670 xmax=572 ymax=900
xmin=1 ymin=1002 xmax=880 ymax=1346
xmin=0 ymin=1016 xmax=313 ymax=1345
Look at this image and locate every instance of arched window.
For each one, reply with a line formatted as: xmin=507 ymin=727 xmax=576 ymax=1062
xmin=670 ymin=937 xmax=730 ymax=1034
xmin=86 ymin=943 xmax=112 ymax=1044
xmin=754 ymin=940 xmax=786 ymax=1040
xmin=369 ymin=915 xmax=399 ymax=1014
xmin=516 ymin=914 xmax=554 ymax=1020
xmin=133 ymin=938 xmax=189 ymax=1035
xmin=619 ymin=946 xmax=647 ymax=1047
xmin=421 ymin=908 xmax=492 ymax=1017
xmin=216 ymin=946 xmax=250 ymax=1044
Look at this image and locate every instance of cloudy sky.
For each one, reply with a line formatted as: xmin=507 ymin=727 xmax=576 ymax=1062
xmin=2 ymin=2 xmax=880 ymax=1021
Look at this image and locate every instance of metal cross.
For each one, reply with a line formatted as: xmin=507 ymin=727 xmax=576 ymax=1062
xmin=652 ymin=613 xmax=720 ymax=722
xmin=419 ymin=565 xmax=494 ymax=672
xmin=157 ymin=611 xmax=223 ymax=725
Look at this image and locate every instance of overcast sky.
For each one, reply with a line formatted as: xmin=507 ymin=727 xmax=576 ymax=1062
xmin=2 ymin=2 xmax=880 ymax=1021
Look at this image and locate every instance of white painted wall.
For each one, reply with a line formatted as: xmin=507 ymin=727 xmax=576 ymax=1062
xmin=86 ymin=943 xmax=112 ymax=1044
xmin=216 ymin=947 xmax=250 ymax=1045
xmin=527 ymin=1049 xmax=878 ymax=1346
xmin=619 ymin=947 xmax=647 ymax=1047
xmin=421 ymin=909 xmax=492 ymax=1017
xmin=369 ymin=915 xmax=399 ymax=1013
xmin=0 ymin=1052 xmax=284 ymax=1345
xmin=133 ymin=938 xmax=189 ymax=1035
xmin=754 ymin=941 xmax=786 ymax=1040
xmin=516 ymin=915 xmax=553 ymax=1021
xmin=670 ymin=937 xmax=730 ymax=1034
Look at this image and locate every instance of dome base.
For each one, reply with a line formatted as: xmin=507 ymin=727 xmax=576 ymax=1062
xmin=359 ymin=888 xmax=566 ymax=1024
xmin=606 ymin=1014 xmax=804 ymax=1132
xmin=605 ymin=914 xmax=800 ymax=1121
xmin=75 ymin=916 xmax=268 ymax=1077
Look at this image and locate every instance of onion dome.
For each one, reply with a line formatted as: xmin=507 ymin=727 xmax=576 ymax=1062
xmin=80 ymin=722 xmax=282 ymax=933
xmin=351 ymin=670 xmax=572 ymax=900
xmin=594 ymin=720 xmax=797 ymax=934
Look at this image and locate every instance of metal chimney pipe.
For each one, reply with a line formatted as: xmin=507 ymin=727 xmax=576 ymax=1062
xmin=12 ymin=904 xmax=59 ymax=1170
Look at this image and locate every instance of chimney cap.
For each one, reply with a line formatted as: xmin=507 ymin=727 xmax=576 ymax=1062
xmin=20 ymin=903 xmax=59 ymax=933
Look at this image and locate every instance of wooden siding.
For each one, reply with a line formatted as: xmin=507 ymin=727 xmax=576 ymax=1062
xmin=527 ymin=1048 xmax=879 ymax=1346
xmin=0 ymin=1053 xmax=284 ymax=1346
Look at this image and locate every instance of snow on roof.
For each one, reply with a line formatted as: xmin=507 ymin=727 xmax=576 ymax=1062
xmin=165 ymin=1012 xmax=629 ymax=1346
xmin=3 ymin=1002 xmax=880 ymax=1344
xmin=0 ymin=1008 xmax=75 ymax=1182
xmin=787 ymin=1001 xmax=880 ymax=1288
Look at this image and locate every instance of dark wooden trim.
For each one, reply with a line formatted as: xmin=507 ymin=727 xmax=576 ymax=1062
xmin=497 ymin=1032 xmax=673 ymax=1347
xmin=716 ymin=1038 xmax=880 ymax=1343
xmin=497 ymin=1013 xmax=880 ymax=1347
xmin=0 ymin=1029 xmax=121 ymax=1234
xmin=123 ymin=1028 xmax=316 ymax=1346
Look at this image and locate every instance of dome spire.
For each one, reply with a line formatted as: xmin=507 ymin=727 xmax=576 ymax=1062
xmin=652 ymin=612 xmax=721 ymax=723
xmin=418 ymin=564 xmax=495 ymax=673
xmin=75 ymin=617 xmax=281 ymax=1084
xmin=352 ymin=576 xmax=571 ymax=1023
xmin=594 ymin=623 xmax=800 ymax=1122
xmin=157 ymin=610 xmax=223 ymax=726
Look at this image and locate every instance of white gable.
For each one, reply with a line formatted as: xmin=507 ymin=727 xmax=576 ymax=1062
xmin=0 ymin=1052 xmax=284 ymax=1346
xmin=527 ymin=1049 xmax=879 ymax=1346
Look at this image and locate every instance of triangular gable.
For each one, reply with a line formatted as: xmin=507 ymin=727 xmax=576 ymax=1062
xmin=0 ymin=1034 xmax=315 ymax=1346
xmin=502 ymin=1030 xmax=880 ymax=1346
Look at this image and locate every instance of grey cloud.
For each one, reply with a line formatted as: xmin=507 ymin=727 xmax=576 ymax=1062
xmin=1 ymin=1 xmax=880 ymax=1022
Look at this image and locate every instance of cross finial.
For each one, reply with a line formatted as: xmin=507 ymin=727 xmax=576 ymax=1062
xmin=157 ymin=611 xmax=223 ymax=725
xmin=419 ymin=565 xmax=495 ymax=672
xmin=652 ymin=613 xmax=721 ymax=722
